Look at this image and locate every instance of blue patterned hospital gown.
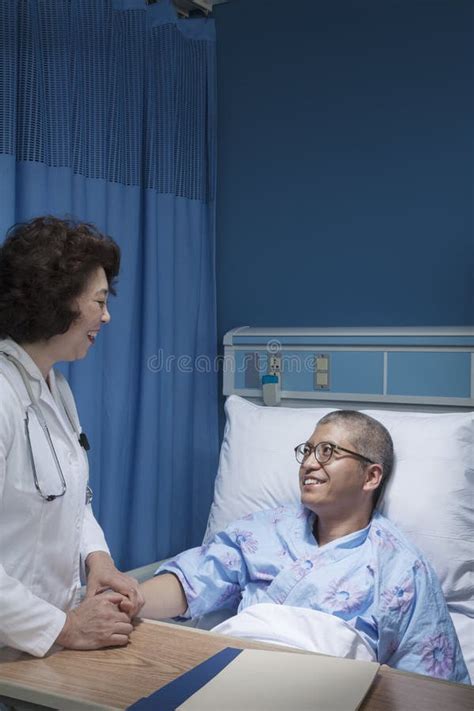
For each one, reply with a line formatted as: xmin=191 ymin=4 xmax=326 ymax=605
xmin=158 ymin=506 xmax=470 ymax=684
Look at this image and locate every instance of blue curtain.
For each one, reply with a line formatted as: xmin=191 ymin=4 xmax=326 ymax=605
xmin=0 ymin=0 xmax=219 ymax=569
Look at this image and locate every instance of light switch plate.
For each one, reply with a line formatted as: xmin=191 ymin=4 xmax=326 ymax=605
xmin=314 ymin=352 xmax=330 ymax=390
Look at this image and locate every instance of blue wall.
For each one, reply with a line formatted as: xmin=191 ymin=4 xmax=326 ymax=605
xmin=214 ymin=0 xmax=473 ymax=341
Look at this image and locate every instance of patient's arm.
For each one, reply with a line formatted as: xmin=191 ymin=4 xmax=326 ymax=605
xmin=139 ymin=573 xmax=188 ymax=619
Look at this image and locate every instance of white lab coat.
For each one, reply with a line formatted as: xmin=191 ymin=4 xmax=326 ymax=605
xmin=0 ymin=339 xmax=109 ymax=657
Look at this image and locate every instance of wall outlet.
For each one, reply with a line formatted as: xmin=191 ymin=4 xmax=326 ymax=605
xmin=268 ymin=354 xmax=282 ymax=378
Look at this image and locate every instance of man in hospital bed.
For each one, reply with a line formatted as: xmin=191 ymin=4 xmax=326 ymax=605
xmin=140 ymin=410 xmax=470 ymax=684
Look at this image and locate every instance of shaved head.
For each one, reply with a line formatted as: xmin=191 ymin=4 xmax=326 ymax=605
xmin=316 ymin=410 xmax=394 ymax=506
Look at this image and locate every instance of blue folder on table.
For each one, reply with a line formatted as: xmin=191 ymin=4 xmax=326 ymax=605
xmin=127 ymin=647 xmax=243 ymax=710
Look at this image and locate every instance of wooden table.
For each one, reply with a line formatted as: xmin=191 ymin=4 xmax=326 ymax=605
xmin=0 ymin=620 xmax=472 ymax=710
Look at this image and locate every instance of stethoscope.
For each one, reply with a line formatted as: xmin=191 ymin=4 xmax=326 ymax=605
xmin=1 ymin=352 xmax=93 ymax=504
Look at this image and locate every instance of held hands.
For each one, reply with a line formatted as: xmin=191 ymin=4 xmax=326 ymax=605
xmin=85 ymin=551 xmax=145 ymax=618
xmin=56 ymin=593 xmax=133 ymax=650
xmin=55 ymin=552 xmax=145 ymax=651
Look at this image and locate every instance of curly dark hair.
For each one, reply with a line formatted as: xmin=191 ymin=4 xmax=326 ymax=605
xmin=0 ymin=215 xmax=121 ymax=343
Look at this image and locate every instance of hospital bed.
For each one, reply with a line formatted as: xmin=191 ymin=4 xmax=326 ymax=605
xmin=132 ymin=326 xmax=474 ymax=681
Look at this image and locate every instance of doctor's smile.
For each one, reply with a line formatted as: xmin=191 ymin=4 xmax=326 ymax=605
xmin=58 ymin=269 xmax=112 ymax=361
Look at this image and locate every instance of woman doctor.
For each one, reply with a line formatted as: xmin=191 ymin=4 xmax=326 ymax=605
xmin=0 ymin=216 xmax=144 ymax=657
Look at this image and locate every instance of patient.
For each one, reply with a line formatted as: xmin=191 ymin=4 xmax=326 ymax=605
xmin=141 ymin=410 xmax=470 ymax=684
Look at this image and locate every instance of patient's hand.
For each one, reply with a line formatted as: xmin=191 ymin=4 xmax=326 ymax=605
xmin=85 ymin=551 xmax=144 ymax=618
xmin=56 ymin=593 xmax=134 ymax=650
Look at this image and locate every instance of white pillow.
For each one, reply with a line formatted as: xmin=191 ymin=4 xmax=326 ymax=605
xmin=205 ymin=399 xmax=332 ymax=539
xmin=205 ymin=396 xmax=473 ymax=672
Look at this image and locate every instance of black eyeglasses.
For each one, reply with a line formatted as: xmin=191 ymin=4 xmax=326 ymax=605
xmin=294 ymin=441 xmax=375 ymax=466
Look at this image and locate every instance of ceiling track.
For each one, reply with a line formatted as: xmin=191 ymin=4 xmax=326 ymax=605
xmin=147 ymin=0 xmax=228 ymax=19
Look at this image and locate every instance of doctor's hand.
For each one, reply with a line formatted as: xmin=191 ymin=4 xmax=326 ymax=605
xmin=85 ymin=551 xmax=144 ymax=618
xmin=55 ymin=593 xmax=134 ymax=650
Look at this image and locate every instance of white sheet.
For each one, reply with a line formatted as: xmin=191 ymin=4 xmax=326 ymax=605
xmin=212 ymin=603 xmax=376 ymax=662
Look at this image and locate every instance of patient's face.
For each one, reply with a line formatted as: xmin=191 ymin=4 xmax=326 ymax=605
xmin=298 ymin=422 xmax=368 ymax=515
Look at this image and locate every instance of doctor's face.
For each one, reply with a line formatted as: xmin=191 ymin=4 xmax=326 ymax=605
xmin=49 ymin=267 xmax=111 ymax=362
xmin=298 ymin=421 xmax=369 ymax=515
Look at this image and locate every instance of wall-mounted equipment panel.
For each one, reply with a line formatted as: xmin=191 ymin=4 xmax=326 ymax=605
xmin=223 ymin=327 xmax=474 ymax=409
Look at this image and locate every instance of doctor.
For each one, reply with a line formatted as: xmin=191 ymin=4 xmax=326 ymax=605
xmin=0 ymin=215 xmax=144 ymax=657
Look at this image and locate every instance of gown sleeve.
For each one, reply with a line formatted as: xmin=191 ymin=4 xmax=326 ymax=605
xmin=157 ymin=527 xmax=250 ymax=619
xmin=379 ymin=558 xmax=470 ymax=684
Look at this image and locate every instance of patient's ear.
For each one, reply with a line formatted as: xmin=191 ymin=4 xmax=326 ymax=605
xmin=363 ymin=464 xmax=383 ymax=493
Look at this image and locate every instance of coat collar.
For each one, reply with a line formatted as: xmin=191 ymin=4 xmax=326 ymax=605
xmin=0 ymin=338 xmax=45 ymax=380
xmin=0 ymin=338 xmax=59 ymax=408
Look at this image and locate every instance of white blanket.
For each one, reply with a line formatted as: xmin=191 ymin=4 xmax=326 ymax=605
xmin=212 ymin=603 xmax=376 ymax=661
